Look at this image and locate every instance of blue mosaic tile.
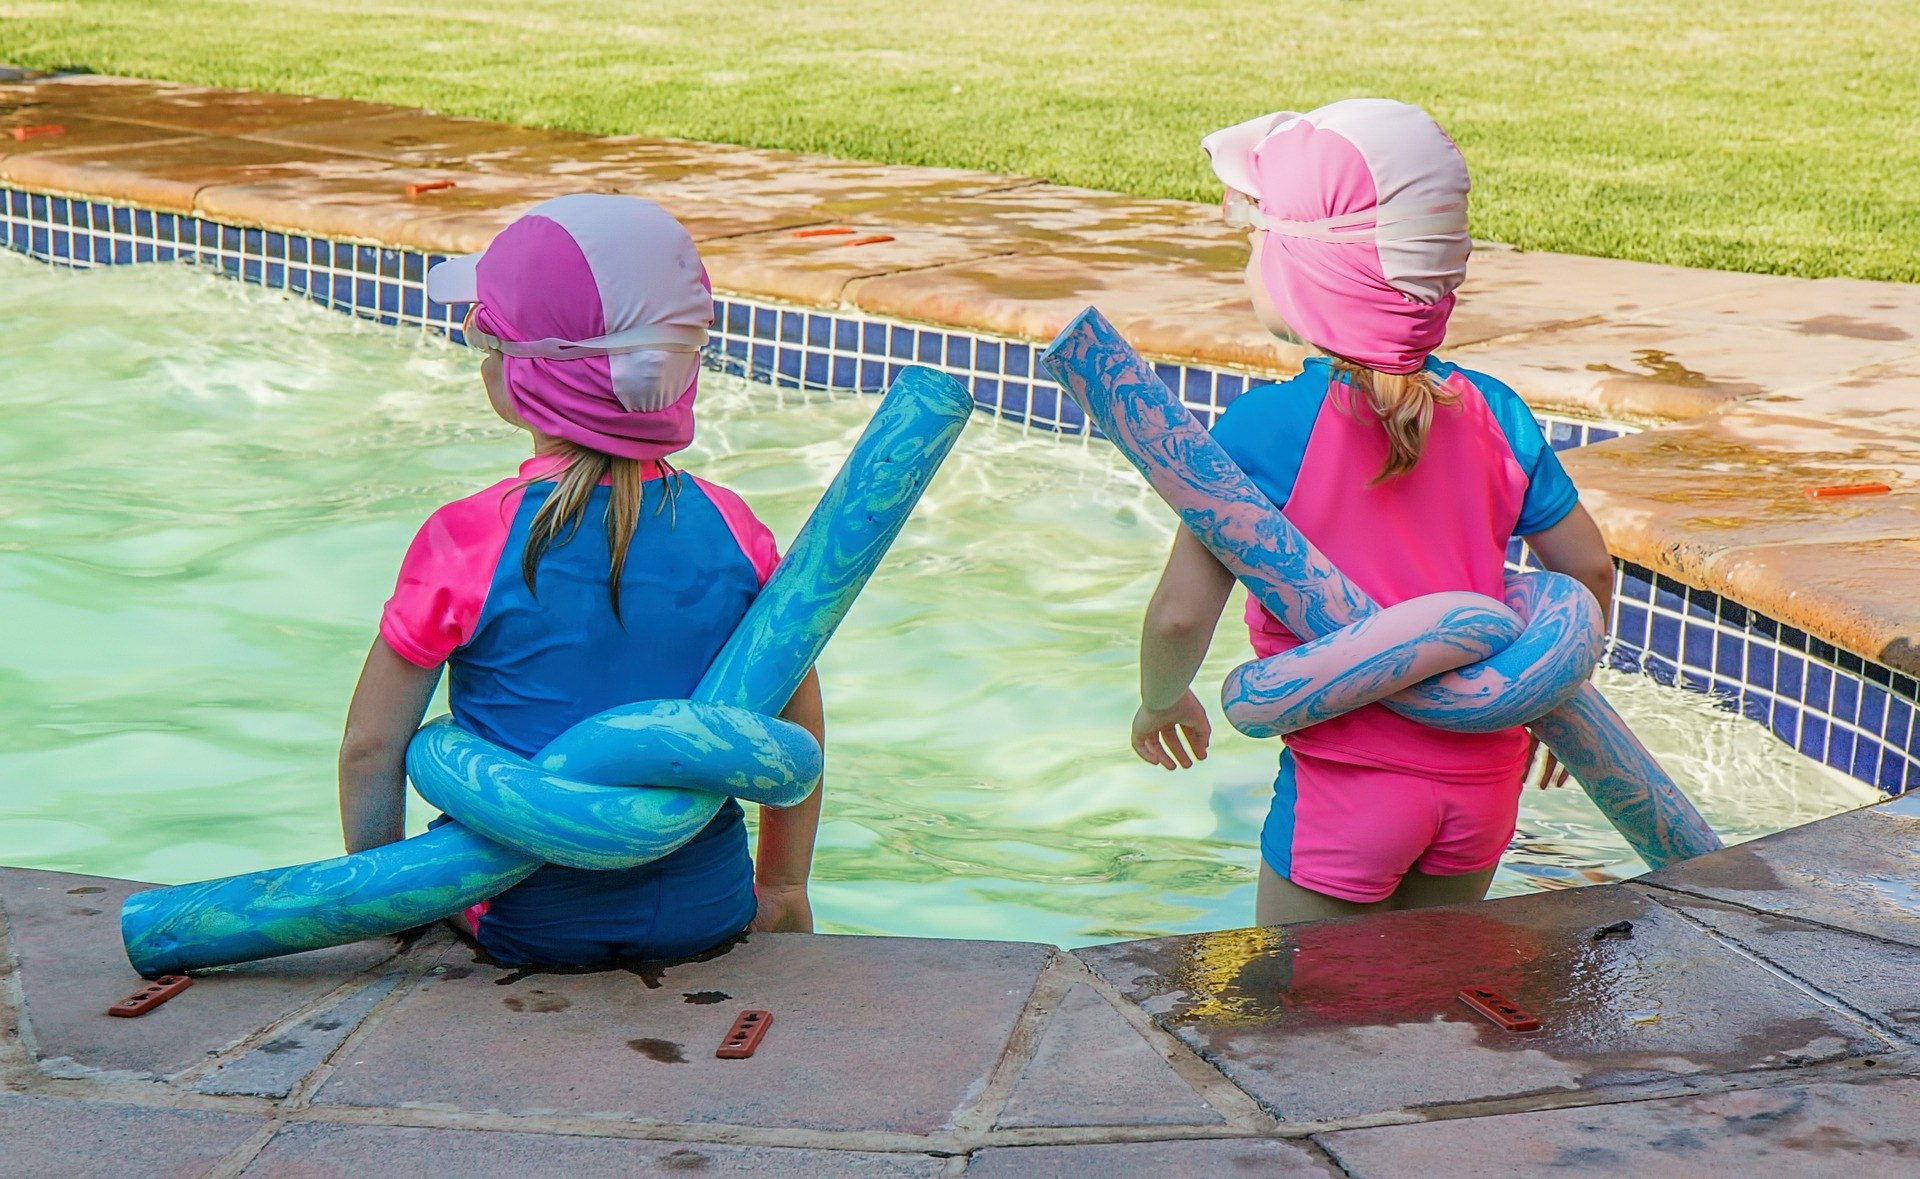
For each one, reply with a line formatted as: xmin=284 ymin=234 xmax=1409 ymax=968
xmin=1744 ymin=643 xmax=1775 ymax=691
xmin=831 ymin=355 xmax=856 ymax=387
xmin=1832 ymin=675 xmax=1861 ymax=728
xmin=1798 ymin=716 xmax=1829 ymax=761
xmin=1738 ymin=690 xmax=1770 ymax=726
xmin=1804 ymin=662 xmax=1834 ymax=713
xmin=1649 ymin=613 xmax=1681 ymax=661
xmin=1850 ymin=739 xmax=1880 ymax=784
xmin=1771 ymin=700 xmax=1801 ymax=747
xmin=1614 ymin=603 xmax=1650 ymax=653
xmin=1775 ymin=654 xmax=1805 ymax=702
xmin=1825 ymin=726 xmax=1855 ymax=773
xmin=778 ymin=309 xmax=802 ymax=344
xmin=804 ymin=350 xmax=830 ymax=387
xmin=887 ymin=324 xmax=913 ymax=360
xmin=944 ymin=334 xmax=973 ymax=369
xmin=1681 ymin=622 xmax=1715 ymax=671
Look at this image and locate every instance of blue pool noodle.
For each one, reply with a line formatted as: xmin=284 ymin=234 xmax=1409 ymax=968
xmin=122 ymin=366 xmax=975 ymax=975
xmin=1039 ymin=308 xmax=1721 ymax=870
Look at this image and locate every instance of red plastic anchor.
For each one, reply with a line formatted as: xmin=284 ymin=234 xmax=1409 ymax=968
xmin=1458 ymin=986 xmax=1540 ymax=1032
xmin=792 ymin=226 xmax=856 ymax=239
xmin=716 ymin=1009 xmax=772 ymax=1058
xmin=8 ymin=124 xmax=65 ymax=141
xmin=108 ymin=974 xmax=193 ymax=1017
xmin=405 ymin=180 xmax=457 ymax=199
xmin=1806 ymin=483 xmax=1891 ymax=499
xmin=842 ymin=234 xmax=895 ymax=247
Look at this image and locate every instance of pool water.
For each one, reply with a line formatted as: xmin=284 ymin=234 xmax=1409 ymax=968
xmin=0 ymin=254 xmax=1880 ymax=947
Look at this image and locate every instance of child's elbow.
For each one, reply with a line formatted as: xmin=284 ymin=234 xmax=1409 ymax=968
xmin=1149 ymin=609 xmax=1213 ymax=644
xmin=339 ymin=726 xmax=406 ymax=774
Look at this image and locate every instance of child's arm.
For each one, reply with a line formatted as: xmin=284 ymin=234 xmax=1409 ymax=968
xmin=1523 ymin=502 xmax=1614 ymax=620
xmin=751 ymin=666 xmax=825 ymax=933
xmin=338 ymin=638 xmax=442 ymax=853
xmin=1135 ymin=528 xmax=1236 ymax=770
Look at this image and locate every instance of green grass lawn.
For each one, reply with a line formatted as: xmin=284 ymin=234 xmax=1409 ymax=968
xmin=4 ymin=1 xmax=1917 ymax=280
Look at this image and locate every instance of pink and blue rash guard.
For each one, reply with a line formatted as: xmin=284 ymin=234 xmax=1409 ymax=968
xmin=1210 ymin=357 xmax=1580 ymax=898
xmin=381 ymin=453 xmax=781 ymax=964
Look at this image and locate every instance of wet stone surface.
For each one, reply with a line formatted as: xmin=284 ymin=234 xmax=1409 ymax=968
xmin=312 ymin=932 xmax=1054 ymax=1134
xmin=241 ymin=1122 xmax=948 ymax=1177
xmin=1073 ymin=884 xmax=1882 ymax=1123
xmin=0 ymin=867 xmax=401 ymax=1079
xmin=1314 ymin=1076 xmax=1920 ymax=1178
xmin=1641 ymin=801 xmax=1920 ymax=948
xmin=0 ymin=1093 xmax=265 ymax=1178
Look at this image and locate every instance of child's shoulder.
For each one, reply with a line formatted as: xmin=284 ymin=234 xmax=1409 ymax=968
xmin=1213 ymin=357 xmax=1334 ymax=433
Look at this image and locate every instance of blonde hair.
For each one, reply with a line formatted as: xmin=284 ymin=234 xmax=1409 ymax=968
xmin=520 ymin=442 xmax=677 ymax=622
xmin=1329 ymin=357 xmax=1457 ymax=482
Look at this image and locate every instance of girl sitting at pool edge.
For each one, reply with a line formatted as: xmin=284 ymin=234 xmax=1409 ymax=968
xmin=1131 ymin=100 xmax=1617 ymax=924
xmin=335 ymin=194 xmax=821 ymax=965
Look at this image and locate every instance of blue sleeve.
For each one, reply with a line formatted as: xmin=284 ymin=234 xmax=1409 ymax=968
xmin=1457 ymin=365 xmax=1580 ymax=536
xmin=1208 ymin=365 xmax=1330 ymax=512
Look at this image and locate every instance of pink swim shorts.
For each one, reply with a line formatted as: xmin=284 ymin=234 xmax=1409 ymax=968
xmin=1261 ymin=748 xmax=1525 ymax=903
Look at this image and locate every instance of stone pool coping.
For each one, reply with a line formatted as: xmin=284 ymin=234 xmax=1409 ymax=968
xmin=4 ymin=793 xmax=1916 ymax=1174
xmin=6 ymin=73 xmax=1919 ymax=684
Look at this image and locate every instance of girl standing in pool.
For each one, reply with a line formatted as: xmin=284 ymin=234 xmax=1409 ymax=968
xmin=1131 ymin=100 xmax=1616 ymax=923
xmin=336 ymin=194 xmax=822 ymax=964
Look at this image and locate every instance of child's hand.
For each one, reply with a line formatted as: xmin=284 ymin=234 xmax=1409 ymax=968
xmin=1525 ymin=733 xmax=1571 ymax=790
xmin=749 ymin=885 xmax=813 ymax=933
xmin=1132 ymin=692 xmax=1212 ymax=770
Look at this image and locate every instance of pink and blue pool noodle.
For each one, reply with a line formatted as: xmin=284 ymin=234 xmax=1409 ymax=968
xmin=1040 ymin=308 xmax=1721 ymax=870
xmin=121 ymin=366 xmax=975 ymax=975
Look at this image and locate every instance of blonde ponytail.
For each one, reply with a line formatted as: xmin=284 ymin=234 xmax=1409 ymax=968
xmin=520 ymin=442 xmax=676 ymax=622
xmin=1329 ymin=358 xmax=1456 ymax=482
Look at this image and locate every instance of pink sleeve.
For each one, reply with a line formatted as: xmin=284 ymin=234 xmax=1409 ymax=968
xmin=378 ymin=482 xmax=524 ymax=668
xmin=691 ymin=476 xmax=780 ymax=585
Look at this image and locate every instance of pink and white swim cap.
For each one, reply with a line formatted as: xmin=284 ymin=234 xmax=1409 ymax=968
xmin=426 ymin=194 xmax=713 ymax=460
xmin=1203 ymin=99 xmax=1470 ymax=375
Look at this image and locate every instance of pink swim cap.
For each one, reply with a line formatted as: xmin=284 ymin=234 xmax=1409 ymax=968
xmin=426 ymin=194 xmax=713 ymax=460
xmin=1204 ymin=99 xmax=1471 ymax=375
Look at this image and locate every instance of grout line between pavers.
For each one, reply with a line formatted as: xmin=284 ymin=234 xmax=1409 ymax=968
xmin=1303 ymin=1051 xmax=1917 ymax=1140
xmin=166 ymin=957 xmax=419 ymax=1090
xmin=1630 ymin=884 xmax=1916 ymax=1046
xmin=949 ymin=947 xmax=1076 ymax=1137
xmin=275 ymin=930 xmax=459 ymax=1114
xmin=0 ymin=900 xmax=40 ymax=1088
xmin=1053 ymin=953 xmax=1278 ymax=1133
xmin=201 ymin=1119 xmax=279 ymax=1179
xmin=1631 ymin=879 xmax=1920 ymax=956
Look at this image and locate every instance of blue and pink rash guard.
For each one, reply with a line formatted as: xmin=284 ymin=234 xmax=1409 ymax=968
xmin=1210 ymin=356 xmax=1581 ymax=900
xmin=380 ymin=453 xmax=781 ymax=964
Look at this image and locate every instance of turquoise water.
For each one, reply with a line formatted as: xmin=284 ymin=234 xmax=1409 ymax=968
xmin=0 ymin=253 xmax=1879 ymax=947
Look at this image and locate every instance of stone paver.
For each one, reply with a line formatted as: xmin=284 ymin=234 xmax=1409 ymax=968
xmin=1314 ymin=1077 xmax=1920 ymax=1178
xmin=1641 ymin=799 xmax=1920 ymax=948
xmin=1073 ymin=885 xmax=1881 ymax=1124
xmin=0 ymin=1093 xmax=264 ymax=1179
xmin=1565 ymin=368 xmax=1920 ymax=673
xmin=1642 ymin=895 xmax=1920 ymax=1039
xmin=965 ymin=1138 xmax=1332 ymax=1177
xmin=0 ymin=867 xmax=401 ymax=1078
xmin=4 ymin=137 xmax=364 ymax=213
xmin=242 ymin=1122 xmax=946 ymax=1177
xmin=996 ymin=983 xmax=1221 ymax=1129
xmin=314 ymin=933 xmax=1053 ymax=1134
xmin=192 ymin=971 xmax=403 ymax=1097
